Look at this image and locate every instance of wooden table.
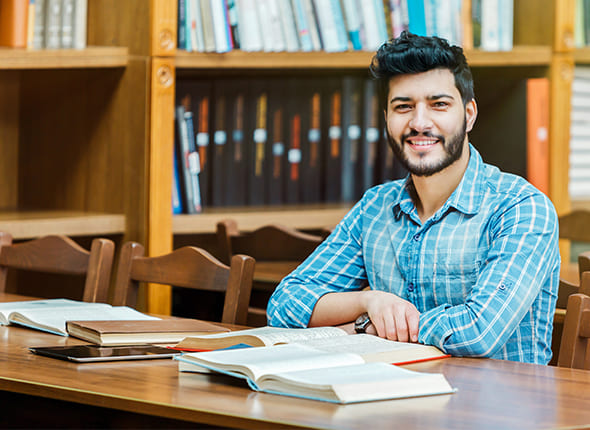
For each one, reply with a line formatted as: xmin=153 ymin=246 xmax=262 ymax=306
xmin=2 ymin=294 xmax=590 ymax=429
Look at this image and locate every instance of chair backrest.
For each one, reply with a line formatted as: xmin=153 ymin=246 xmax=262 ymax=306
xmin=558 ymin=272 xmax=590 ymax=369
xmin=111 ymin=241 xmax=255 ymax=325
xmin=559 ymin=210 xmax=590 ymax=243
xmin=216 ymin=219 xmax=324 ymax=265
xmin=0 ymin=232 xmax=114 ymax=303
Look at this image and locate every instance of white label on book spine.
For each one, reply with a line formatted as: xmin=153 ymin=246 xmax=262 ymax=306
xmin=273 ymin=142 xmax=284 ymax=156
xmin=254 ymin=128 xmax=267 ymax=143
xmin=308 ymin=128 xmax=321 ymax=142
xmin=348 ymin=125 xmax=361 ymax=140
xmin=366 ymin=127 xmax=379 ymax=142
xmin=233 ymin=130 xmax=243 ymax=142
xmin=214 ymin=131 xmax=227 ymax=145
xmin=196 ymin=132 xmax=209 ymax=147
xmin=288 ymin=148 xmax=301 ymax=164
xmin=329 ymin=126 xmax=341 ymax=140
xmin=188 ymin=152 xmax=201 ymax=174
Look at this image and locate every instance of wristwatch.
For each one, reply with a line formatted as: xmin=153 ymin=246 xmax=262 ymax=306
xmin=354 ymin=312 xmax=372 ymax=333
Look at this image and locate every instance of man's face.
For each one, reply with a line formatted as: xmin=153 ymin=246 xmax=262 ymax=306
xmin=385 ymin=68 xmax=477 ymax=177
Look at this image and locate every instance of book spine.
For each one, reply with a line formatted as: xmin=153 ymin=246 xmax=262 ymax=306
xmin=290 ymin=0 xmax=313 ymax=51
xmin=172 ymin=142 xmax=184 ymax=214
xmin=32 ymin=0 xmax=45 ymax=48
xmin=406 ymin=0 xmax=427 ymax=37
xmin=229 ymin=88 xmax=248 ymax=205
xmin=178 ymin=0 xmax=187 ymax=50
xmin=340 ymin=0 xmax=362 ymax=50
xmin=526 ymin=78 xmax=550 ymax=196
xmin=301 ymin=81 xmax=323 ymax=203
xmin=60 ymin=0 xmax=74 ymax=48
xmin=237 ymin=0 xmax=263 ymax=51
xmin=26 ymin=0 xmax=36 ymax=49
xmin=301 ymin=0 xmax=322 ymax=50
xmin=227 ymin=0 xmax=241 ymax=48
xmin=480 ymin=0 xmax=500 ymax=51
xmin=248 ymin=87 xmax=269 ymax=205
xmin=175 ymin=105 xmax=198 ymax=213
xmin=210 ymin=0 xmax=232 ymax=52
xmin=44 ymin=0 xmax=62 ymax=49
xmin=498 ymin=0 xmax=512 ymax=51
xmin=0 ymin=0 xmax=29 ymax=48
xmin=72 ymin=0 xmax=87 ymax=49
xmin=357 ymin=0 xmax=381 ymax=50
xmin=277 ymin=0 xmax=300 ymax=51
xmin=211 ymin=81 xmax=229 ymax=206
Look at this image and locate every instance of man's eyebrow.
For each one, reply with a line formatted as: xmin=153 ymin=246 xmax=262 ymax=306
xmin=389 ymin=94 xmax=455 ymax=104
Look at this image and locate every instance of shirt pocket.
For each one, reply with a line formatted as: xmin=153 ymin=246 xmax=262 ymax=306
xmin=431 ymin=252 xmax=482 ymax=306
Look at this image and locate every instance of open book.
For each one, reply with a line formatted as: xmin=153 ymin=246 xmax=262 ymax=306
xmin=176 ymin=343 xmax=455 ymax=404
xmin=174 ymin=326 xmax=448 ymax=365
xmin=0 ymin=299 xmax=157 ymax=336
xmin=66 ymin=319 xmax=230 ymax=346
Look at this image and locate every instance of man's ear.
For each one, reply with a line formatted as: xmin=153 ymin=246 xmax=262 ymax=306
xmin=465 ymin=99 xmax=478 ymax=133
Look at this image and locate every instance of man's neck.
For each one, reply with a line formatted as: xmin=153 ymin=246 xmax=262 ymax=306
xmin=412 ymin=142 xmax=471 ymax=224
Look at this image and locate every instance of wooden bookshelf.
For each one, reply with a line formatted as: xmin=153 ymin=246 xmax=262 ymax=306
xmin=0 ymin=47 xmax=128 ymax=69
xmin=0 ymin=211 xmax=125 ymax=239
xmin=173 ymin=205 xmax=351 ymax=234
xmin=574 ymin=47 xmax=590 ymax=63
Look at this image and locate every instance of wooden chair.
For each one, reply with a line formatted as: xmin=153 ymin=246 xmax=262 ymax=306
xmin=558 ymin=273 xmax=590 ymax=369
xmin=0 ymin=232 xmax=114 ymax=303
xmin=216 ymin=219 xmax=324 ymax=326
xmin=111 ymin=241 xmax=255 ymax=325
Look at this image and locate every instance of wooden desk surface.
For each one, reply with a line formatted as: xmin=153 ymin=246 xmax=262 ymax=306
xmin=2 ymin=294 xmax=590 ymax=429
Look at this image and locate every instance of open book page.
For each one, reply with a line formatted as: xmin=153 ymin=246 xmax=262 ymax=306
xmin=298 ymin=334 xmax=448 ymax=364
xmin=176 ymin=343 xmax=366 ymax=381
xmin=175 ymin=326 xmax=348 ymax=350
xmin=257 ymin=362 xmax=456 ymax=404
xmin=9 ymin=304 xmax=158 ymax=336
xmin=0 ymin=299 xmax=80 ymax=324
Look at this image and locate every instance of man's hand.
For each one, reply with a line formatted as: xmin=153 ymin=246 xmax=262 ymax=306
xmin=361 ymin=290 xmax=420 ymax=342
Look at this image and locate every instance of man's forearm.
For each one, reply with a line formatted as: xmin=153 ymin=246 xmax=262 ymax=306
xmin=308 ymin=291 xmax=367 ymax=327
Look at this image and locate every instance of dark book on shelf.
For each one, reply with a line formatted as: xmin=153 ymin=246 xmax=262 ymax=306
xmin=172 ymin=141 xmax=184 ymax=214
xmin=284 ymin=79 xmax=303 ymax=204
xmin=211 ymin=80 xmax=232 ymax=207
xmin=225 ymin=81 xmax=248 ymax=206
xmin=322 ymin=78 xmax=344 ymax=202
xmin=361 ymin=78 xmax=380 ymax=193
xmin=247 ymin=81 xmax=269 ymax=206
xmin=266 ymin=79 xmax=287 ymax=205
xmin=340 ymin=76 xmax=362 ymax=202
xmin=299 ymin=79 xmax=323 ymax=204
xmin=177 ymin=0 xmax=187 ymax=50
xmin=174 ymin=104 xmax=201 ymax=214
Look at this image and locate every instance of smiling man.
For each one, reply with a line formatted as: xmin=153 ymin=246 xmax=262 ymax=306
xmin=267 ymin=32 xmax=560 ymax=364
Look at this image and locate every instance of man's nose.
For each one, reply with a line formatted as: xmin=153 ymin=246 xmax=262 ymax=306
xmin=408 ymin=104 xmax=433 ymax=132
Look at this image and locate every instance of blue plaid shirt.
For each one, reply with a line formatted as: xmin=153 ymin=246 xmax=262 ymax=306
xmin=267 ymin=144 xmax=560 ymax=364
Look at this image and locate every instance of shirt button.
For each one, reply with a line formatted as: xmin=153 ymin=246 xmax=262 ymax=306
xmin=408 ymin=283 xmax=414 ymax=292
xmin=413 ymin=234 xmax=420 ymax=241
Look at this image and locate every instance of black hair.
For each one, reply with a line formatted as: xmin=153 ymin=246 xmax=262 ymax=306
xmin=369 ymin=32 xmax=475 ymax=111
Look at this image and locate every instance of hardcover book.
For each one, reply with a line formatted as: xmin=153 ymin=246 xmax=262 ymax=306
xmin=176 ymin=341 xmax=454 ymax=404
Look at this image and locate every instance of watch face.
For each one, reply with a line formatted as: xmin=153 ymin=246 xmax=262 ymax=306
xmin=355 ymin=313 xmax=371 ymax=333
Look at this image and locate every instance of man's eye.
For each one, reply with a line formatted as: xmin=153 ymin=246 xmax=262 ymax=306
xmin=433 ymin=101 xmax=448 ymax=108
xmin=394 ymin=104 xmax=411 ymax=111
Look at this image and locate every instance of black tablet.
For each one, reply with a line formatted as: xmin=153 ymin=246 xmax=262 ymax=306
xmin=29 ymin=344 xmax=179 ymax=362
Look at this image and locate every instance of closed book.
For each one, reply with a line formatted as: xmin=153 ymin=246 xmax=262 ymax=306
xmin=175 ymin=103 xmax=201 ymax=214
xmin=526 ymin=78 xmax=549 ymax=195
xmin=172 ymin=142 xmax=184 ymax=214
xmin=247 ymin=82 xmax=269 ymax=205
xmin=236 ymin=0 xmax=262 ymax=51
xmin=312 ymin=0 xmax=348 ymax=52
xmin=72 ymin=0 xmax=87 ymax=49
xmin=480 ymin=0 xmax=500 ymax=51
xmin=406 ymin=0 xmax=427 ymax=37
xmin=340 ymin=76 xmax=362 ymax=202
xmin=32 ymin=0 xmax=45 ymax=48
xmin=200 ymin=0 xmax=216 ymax=52
xmin=188 ymin=0 xmax=205 ymax=52
xmin=361 ymin=79 xmax=380 ymax=192
xmin=60 ymin=0 xmax=74 ymax=48
xmin=290 ymin=0 xmax=313 ymax=51
xmin=0 ymin=0 xmax=29 ymax=47
xmin=300 ymin=80 xmax=323 ymax=203
xmin=211 ymin=80 xmax=231 ymax=207
xmin=66 ymin=318 xmax=230 ymax=346
xmin=227 ymin=0 xmax=240 ymax=48
xmin=177 ymin=0 xmax=187 ymax=50
xmin=44 ymin=0 xmax=61 ymax=49
xmin=284 ymin=80 xmax=303 ymax=204
xmin=226 ymin=81 xmax=248 ymax=206
xmin=277 ymin=0 xmax=299 ymax=51
xmin=301 ymin=0 xmax=322 ymax=50
xmin=340 ymin=0 xmax=361 ymax=50
xmin=26 ymin=0 xmax=35 ymax=49
xmin=322 ymin=78 xmax=343 ymax=202
xmin=210 ymin=0 xmax=232 ymax=52
xmin=267 ymin=79 xmax=287 ymax=205
xmin=356 ymin=0 xmax=381 ymax=51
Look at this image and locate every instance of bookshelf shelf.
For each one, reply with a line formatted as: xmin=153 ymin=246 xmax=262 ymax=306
xmin=574 ymin=48 xmax=590 ymax=64
xmin=175 ymin=46 xmax=552 ymax=70
xmin=0 ymin=46 xmax=129 ymax=69
xmin=173 ymin=205 xmax=352 ymax=234
xmin=0 ymin=211 xmax=125 ymax=240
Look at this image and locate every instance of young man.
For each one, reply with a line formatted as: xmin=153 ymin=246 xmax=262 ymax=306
xmin=267 ymin=32 xmax=560 ymax=364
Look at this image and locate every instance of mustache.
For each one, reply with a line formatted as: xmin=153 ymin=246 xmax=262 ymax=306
xmin=402 ymin=131 xmax=445 ymax=142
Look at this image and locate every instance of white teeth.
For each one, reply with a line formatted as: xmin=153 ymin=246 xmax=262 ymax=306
xmin=411 ymin=140 xmax=437 ymax=146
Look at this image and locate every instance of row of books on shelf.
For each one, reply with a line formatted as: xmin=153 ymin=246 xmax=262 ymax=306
xmin=0 ymin=0 xmax=87 ymax=50
xmin=172 ymin=75 xmax=407 ymax=214
xmin=575 ymin=0 xmax=590 ymax=48
xmin=570 ymin=66 xmax=590 ymax=199
xmin=177 ymin=0 xmax=513 ymax=54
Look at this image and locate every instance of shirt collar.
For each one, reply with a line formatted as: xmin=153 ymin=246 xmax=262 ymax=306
xmin=392 ymin=143 xmax=485 ymax=219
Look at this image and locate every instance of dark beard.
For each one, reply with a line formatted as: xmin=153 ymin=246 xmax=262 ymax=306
xmin=386 ymin=117 xmax=467 ymax=177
